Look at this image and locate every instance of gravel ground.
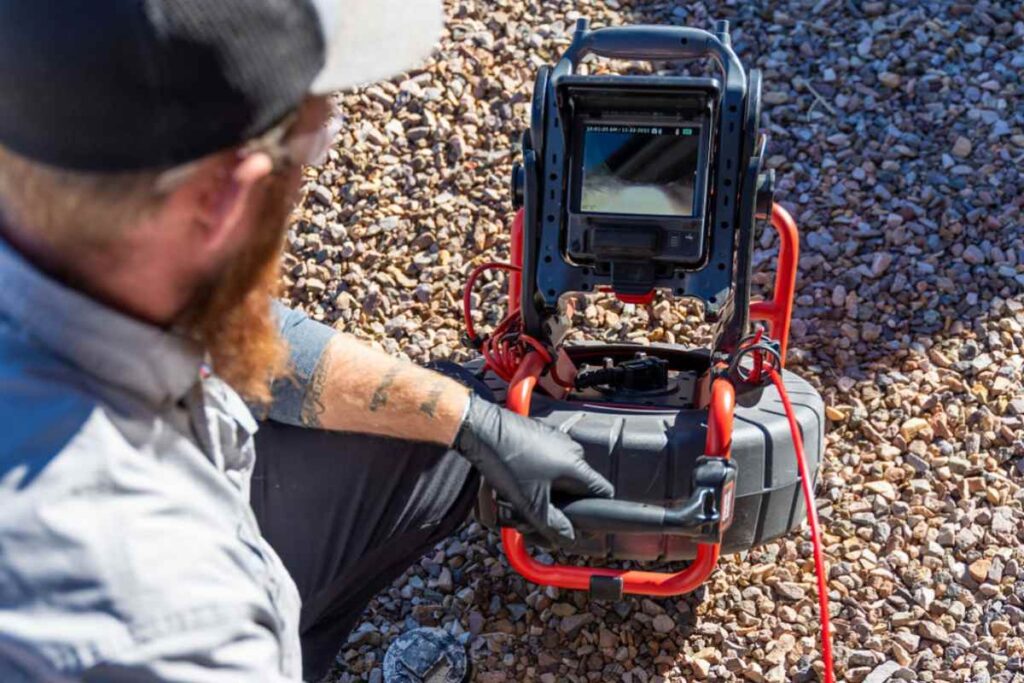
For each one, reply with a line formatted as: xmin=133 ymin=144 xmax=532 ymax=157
xmin=281 ymin=1 xmax=1024 ymax=681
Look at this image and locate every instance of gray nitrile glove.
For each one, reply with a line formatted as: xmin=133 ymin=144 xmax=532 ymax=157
xmin=454 ymin=393 xmax=614 ymax=546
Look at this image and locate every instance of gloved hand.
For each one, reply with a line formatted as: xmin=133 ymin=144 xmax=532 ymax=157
xmin=454 ymin=393 xmax=614 ymax=546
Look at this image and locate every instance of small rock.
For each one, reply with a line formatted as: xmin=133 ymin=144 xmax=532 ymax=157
xmin=849 ymin=650 xmax=882 ymax=667
xmin=893 ymin=631 xmax=920 ymax=652
xmin=969 ymin=558 xmax=992 ymax=583
xmin=864 ymin=480 xmax=898 ymax=501
xmin=871 ymin=252 xmax=893 ymax=277
xmin=774 ymin=582 xmax=806 ymax=601
xmin=992 ymin=510 xmax=1015 ymax=535
xmin=864 ymin=661 xmax=902 ymax=683
xmin=918 ymin=621 xmax=950 ymax=644
xmin=467 ymin=612 xmax=485 ymax=636
xmin=962 ymin=245 xmax=986 ymax=265
xmin=691 ymin=657 xmax=712 ymax=679
xmin=436 ymin=567 xmax=453 ymax=593
xmin=862 ymin=323 xmax=883 ymax=342
xmin=599 ymin=628 xmax=618 ymax=649
xmin=990 ymin=620 xmax=1012 ymax=637
xmin=537 ymin=652 xmax=559 ymax=667
xmin=559 ymin=612 xmax=594 ymax=634
xmin=826 ymin=406 xmax=847 ymax=422
xmin=878 ymin=72 xmax=901 ymax=88
xmin=311 ymin=184 xmax=333 ymax=207
xmin=550 ymin=602 xmax=576 ymax=618
xmin=640 ymin=598 xmax=665 ymax=616
xmin=951 ymin=136 xmax=972 ymax=158
xmin=914 ymin=586 xmax=935 ymax=610
xmin=652 ymin=614 xmax=676 ymax=634
xmin=899 ymin=418 xmax=931 ymax=442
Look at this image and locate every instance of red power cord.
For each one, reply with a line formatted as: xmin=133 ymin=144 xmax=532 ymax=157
xmin=767 ymin=366 xmax=835 ymax=683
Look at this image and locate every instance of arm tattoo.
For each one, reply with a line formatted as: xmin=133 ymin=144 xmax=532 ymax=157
xmin=418 ymin=381 xmax=445 ymax=418
xmin=300 ymin=350 xmax=333 ymax=428
xmin=369 ymin=365 xmax=400 ymax=412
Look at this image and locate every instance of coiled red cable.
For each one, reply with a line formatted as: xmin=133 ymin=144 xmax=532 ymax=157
xmin=462 ymin=261 xmax=551 ymax=382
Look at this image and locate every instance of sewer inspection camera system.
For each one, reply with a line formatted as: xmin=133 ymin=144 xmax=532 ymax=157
xmin=461 ymin=18 xmax=834 ymax=679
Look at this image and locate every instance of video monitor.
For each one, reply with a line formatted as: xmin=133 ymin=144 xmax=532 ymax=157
xmin=579 ymin=124 xmax=701 ymax=218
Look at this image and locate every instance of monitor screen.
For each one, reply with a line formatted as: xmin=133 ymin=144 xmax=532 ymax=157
xmin=579 ymin=124 xmax=701 ymax=217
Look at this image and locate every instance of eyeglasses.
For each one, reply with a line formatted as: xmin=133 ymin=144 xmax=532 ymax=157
xmin=153 ymin=111 xmax=342 ymax=193
xmin=248 ymin=111 xmax=343 ymax=172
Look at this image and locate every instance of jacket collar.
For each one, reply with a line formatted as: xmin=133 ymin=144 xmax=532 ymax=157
xmin=0 ymin=238 xmax=203 ymax=406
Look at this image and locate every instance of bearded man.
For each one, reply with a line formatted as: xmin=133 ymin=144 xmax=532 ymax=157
xmin=0 ymin=1 xmax=613 ymax=680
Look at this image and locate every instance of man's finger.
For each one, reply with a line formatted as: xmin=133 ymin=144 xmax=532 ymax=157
xmin=553 ymin=460 xmax=615 ymax=498
xmin=544 ymin=506 xmax=576 ymax=547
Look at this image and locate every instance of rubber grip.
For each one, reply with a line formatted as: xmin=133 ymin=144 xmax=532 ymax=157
xmin=569 ymin=26 xmax=717 ymax=64
xmin=559 ymin=495 xmax=716 ymax=535
xmin=560 ymin=498 xmax=669 ymax=533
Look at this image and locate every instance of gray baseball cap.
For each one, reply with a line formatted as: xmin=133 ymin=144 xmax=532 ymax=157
xmin=0 ymin=0 xmax=442 ymax=172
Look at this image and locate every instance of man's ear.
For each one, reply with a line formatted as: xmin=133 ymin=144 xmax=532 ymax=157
xmin=166 ymin=151 xmax=274 ymax=257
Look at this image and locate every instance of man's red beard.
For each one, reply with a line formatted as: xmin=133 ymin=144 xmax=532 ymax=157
xmin=177 ymin=173 xmax=294 ymax=404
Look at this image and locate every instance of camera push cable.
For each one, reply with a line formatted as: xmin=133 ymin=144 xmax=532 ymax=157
xmin=730 ymin=331 xmax=835 ymax=682
xmin=463 ymin=273 xmax=834 ymax=682
xmin=769 ymin=365 xmax=835 ymax=682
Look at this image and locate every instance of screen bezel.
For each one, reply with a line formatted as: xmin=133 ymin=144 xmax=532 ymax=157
xmin=577 ymin=123 xmax=705 ymax=219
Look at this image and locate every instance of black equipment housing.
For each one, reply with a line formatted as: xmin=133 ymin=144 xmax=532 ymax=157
xmin=478 ymin=19 xmax=824 ymax=567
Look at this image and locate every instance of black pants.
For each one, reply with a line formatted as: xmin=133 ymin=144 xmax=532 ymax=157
xmin=250 ymin=365 xmax=485 ymax=681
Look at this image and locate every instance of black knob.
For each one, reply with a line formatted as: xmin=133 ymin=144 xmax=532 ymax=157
xmin=715 ymin=19 xmax=731 ymax=46
xmin=510 ymin=162 xmax=525 ymax=209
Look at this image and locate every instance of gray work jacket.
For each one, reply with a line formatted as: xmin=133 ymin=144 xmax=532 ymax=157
xmin=0 ymin=240 xmax=332 ymax=681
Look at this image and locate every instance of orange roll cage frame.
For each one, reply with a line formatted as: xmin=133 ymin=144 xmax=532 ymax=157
xmin=495 ymin=204 xmax=799 ymax=596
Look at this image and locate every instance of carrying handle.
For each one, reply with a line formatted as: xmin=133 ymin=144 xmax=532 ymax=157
xmin=502 ymin=456 xmax=736 ymax=542
xmin=560 ymin=20 xmax=746 ymax=91
xmin=748 ymin=204 xmax=799 ymax=363
xmin=561 ymin=498 xmax=693 ymax=533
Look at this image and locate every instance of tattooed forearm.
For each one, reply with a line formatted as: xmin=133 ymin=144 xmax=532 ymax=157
xmin=418 ymin=381 xmax=446 ymax=418
xmin=289 ymin=330 xmax=469 ymax=443
xmin=368 ymin=365 xmax=400 ymax=412
xmin=300 ymin=349 xmax=333 ymax=428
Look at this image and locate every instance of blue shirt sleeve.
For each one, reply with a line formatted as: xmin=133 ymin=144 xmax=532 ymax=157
xmin=266 ymin=300 xmax=337 ymax=426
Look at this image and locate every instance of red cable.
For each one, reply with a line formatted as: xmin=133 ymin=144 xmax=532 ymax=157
xmin=463 ymin=261 xmax=520 ymax=343
xmin=462 ymin=261 xmax=550 ymax=382
xmin=767 ymin=366 xmax=835 ymax=683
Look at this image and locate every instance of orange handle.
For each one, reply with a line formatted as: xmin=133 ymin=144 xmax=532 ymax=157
xmin=749 ymin=203 xmax=799 ymax=364
xmin=500 ymin=351 xmax=735 ymax=596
